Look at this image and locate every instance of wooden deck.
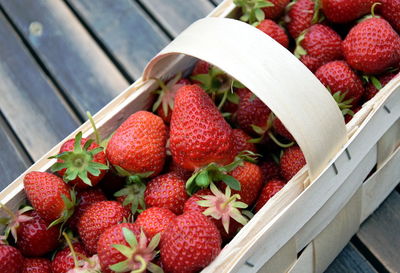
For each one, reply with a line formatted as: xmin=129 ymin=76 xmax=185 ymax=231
xmin=0 ymin=1 xmax=398 ymax=272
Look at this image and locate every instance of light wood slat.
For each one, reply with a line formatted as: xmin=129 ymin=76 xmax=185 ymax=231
xmin=0 ymin=0 xmax=129 ymax=117
xmin=0 ymin=12 xmax=80 ymax=161
xmin=137 ymin=0 xmax=214 ymax=37
xmin=357 ymin=191 xmax=400 ymax=273
xmin=67 ymin=0 xmax=170 ymax=79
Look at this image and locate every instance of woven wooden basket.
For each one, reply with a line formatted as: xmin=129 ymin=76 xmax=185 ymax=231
xmin=1 ymin=2 xmax=400 ymax=273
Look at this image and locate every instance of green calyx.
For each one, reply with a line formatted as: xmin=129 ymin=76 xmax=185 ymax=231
xmin=151 ymin=73 xmax=183 ymax=117
xmin=234 ymin=0 xmax=274 ymax=25
xmin=48 ymin=189 xmax=76 ymax=229
xmin=110 ymin=228 xmax=163 ymax=273
xmin=363 ymin=75 xmax=383 ymax=90
xmin=248 ymin=112 xmax=275 ymax=144
xmin=332 ymin=90 xmax=354 ymax=116
xmin=311 ymin=0 xmax=324 ymax=24
xmin=268 ymin=131 xmax=295 ymax=148
xmin=0 ymin=204 xmax=33 ymax=242
xmin=49 ymin=132 xmax=109 ymax=186
xmin=114 ymin=182 xmax=147 ymax=215
xmin=294 ymin=31 xmax=307 ymax=58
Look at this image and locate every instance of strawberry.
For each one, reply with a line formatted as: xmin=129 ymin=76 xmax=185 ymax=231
xmin=286 ymin=0 xmax=317 ymax=39
xmin=153 ymin=74 xmax=191 ymax=124
xmin=144 ymin=172 xmax=189 ymax=215
xmin=259 ymin=159 xmax=281 ymax=182
xmin=364 ymin=72 xmax=398 ymax=101
xmin=22 ymin=258 xmax=52 ymax=273
xmin=232 ymin=129 xmax=257 ymax=156
xmin=16 ymin=211 xmax=59 ymax=257
xmin=379 ymin=0 xmax=400 ymax=33
xmin=343 ymin=17 xmax=400 ymax=74
xmin=52 ymin=243 xmax=88 ymax=273
xmin=106 ymin=111 xmax=167 ymax=178
xmin=170 ymin=85 xmax=235 ymax=171
xmin=0 ymin=245 xmax=23 ymax=273
xmin=344 ymin=105 xmax=362 ymax=123
xmin=135 ymin=207 xmax=176 ymax=239
xmin=235 ymin=88 xmax=272 ymax=137
xmin=280 ymin=146 xmax=306 ymax=181
xmin=77 ymin=201 xmax=130 ymax=255
xmin=273 ymin=117 xmax=294 ymax=142
xmin=183 ymin=185 xmax=248 ymax=242
xmin=160 ymin=211 xmax=221 ymax=273
xmin=256 ymin=19 xmax=289 ymax=48
xmin=262 ymin=0 xmax=291 ymax=19
xmin=321 ymin=0 xmax=374 ymax=23
xmin=97 ymin=223 xmax=161 ymax=273
xmin=166 ymin=160 xmax=193 ymax=181
xmin=294 ymin=24 xmax=342 ymax=73
xmin=191 ymin=60 xmax=211 ymax=76
xmin=254 ymin=179 xmax=286 ymax=212
xmin=50 ymin=132 xmax=108 ymax=189
xmin=68 ymin=188 xmax=107 ymax=231
xmin=23 ymin=172 xmax=75 ymax=225
xmin=234 ymin=0 xmax=290 ymax=24
xmin=315 ymin=60 xmax=365 ymax=107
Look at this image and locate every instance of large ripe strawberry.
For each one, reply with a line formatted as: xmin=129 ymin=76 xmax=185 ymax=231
xmin=379 ymin=0 xmax=400 ymax=33
xmin=106 ymin=111 xmax=167 ymax=178
xmin=256 ymin=19 xmax=289 ymax=48
xmin=315 ymin=61 xmax=365 ymax=107
xmin=77 ymin=201 xmax=130 ymax=255
xmin=343 ymin=17 xmax=400 ymax=74
xmin=23 ymin=171 xmax=75 ymax=226
xmin=50 ymin=132 xmax=108 ymax=189
xmin=232 ymin=129 xmax=257 ymax=156
xmin=144 ymin=172 xmax=189 ymax=215
xmin=0 ymin=245 xmax=23 ymax=273
xmin=22 ymin=258 xmax=52 ymax=273
xmin=321 ymin=0 xmax=374 ymax=23
xmin=135 ymin=207 xmax=176 ymax=239
xmin=295 ymin=24 xmax=342 ymax=72
xmin=16 ymin=211 xmax=59 ymax=257
xmin=97 ymin=223 xmax=161 ymax=273
xmin=286 ymin=0 xmax=317 ymax=39
xmin=52 ymin=242 xmax=88 ymax=273
xmin=280 ymin=146 xmax=306 ymax=181
xmin=170 ymin=84 xmax=235 ymax=171
xmin=160 ymin=211 xmax=221 ymax=273
xmin=364 ymin=72 xmax=398 ymax=101
xmin=254 ymin=179 xmax=286 ymax=212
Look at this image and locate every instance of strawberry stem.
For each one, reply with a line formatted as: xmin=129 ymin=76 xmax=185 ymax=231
xmin=87 ymin=112 xmax=101 ymax=146
xmin=62 ymin=232 xmax=79 ymax=268
xmin=132 ymin=255 xmax=147 ymax=273
xmin=268 ymin=131 xmax=295 ymax=148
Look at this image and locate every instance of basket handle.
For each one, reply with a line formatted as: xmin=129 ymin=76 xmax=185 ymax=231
xmin=143 ymin=17 xmax=347 ymax=180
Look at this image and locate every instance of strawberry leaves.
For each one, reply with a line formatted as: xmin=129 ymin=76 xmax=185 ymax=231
xmin=234 ymin=0 xmax=274 ymax=25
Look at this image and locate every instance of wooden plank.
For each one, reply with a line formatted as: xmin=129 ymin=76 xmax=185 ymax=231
xmin=0 ymin=0 xmax=129 ymax=117
xmin=325 ymin=244 xmax=377 ymax=273
xmin=138 ymin=0 xmax=214 ymax=37
xmin=0 ymin=118 xmax=31 ymax=190
xmin=0 ymin=12 xmax=80 ymax=161
xmin=357 ymin=191 xmax=400 ymax=273
xmin=66 ymin=0 xmax=169 ymax=79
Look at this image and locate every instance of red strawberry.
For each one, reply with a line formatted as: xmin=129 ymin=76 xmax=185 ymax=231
xmin=295 ymin=24 xmax=342 ymax=72
xmin=259 ymin=159 xmax=281 ymax=182
xmin=97 ymin=223 xmax=161 ymax=273
xmin=23 ymin=172 xmax=75 ymax=225
xmin=52 ymin=243 xmax=88 ymax=273
xmin=280 ymin=146 xmax=306 ymax=181
xmin=106 ymin=111 xmax=167 ymax=177
xmin=144 ymin=172 xmax=189 ymax=215
xmin=343 ymin=17 xmax=400 ymax=74
xmin=77 ymin=201 xmax=130 ymax=255
xmin=321 ymin=0 xmax=374 ymax=23
xmin=16 ymin=211 xmax=59 ymax=257
xmin=0 ymin=245 xmax=23 ymax=273
xmin=254 ymin=179 xmax=286 ymax=212
xmin=235 ymin=88 xmax=272 ymax=136
xmin=50 ymin=132 xmax=108 ymax=189
xmin=160 ymin=211 xmax=221 ymax=273
xmin=167 ymin=160 xmax=193 ymax=181
xmin=135 ymin=207 xmax=176 ymax=239
xmin=68 ymin=188 xmax=107 ymax=230
xmin=235 ymin=0 xmax=290 ymax=23
xmin=364 ymin=72 xmax=398 ymax=101
xmin=273 ymin=118 xmax=294 ymax=141
xmin=315 ymin=60 xmax=365 ymax=106
xmin=191 ymin=60 xmax=211 ymax=76
xmin=232 ymin=129 xmax=257 ymax=156
xmin=379 ymin=0 xmax=400 ymax=33
xmin=262 ymin=0 xmax=291 ymax=19
xmin=286 ymin=0 xmax=316 ymax=39
xmin=22 ymin=258 xmax=52 ymax=273
xmin=256 ymin=19 xmax=289 ymax=48
xmin=170 ymin=85 xmax=235 ymax=171
xmin=221 ymin=86 xmax=250 ymax=120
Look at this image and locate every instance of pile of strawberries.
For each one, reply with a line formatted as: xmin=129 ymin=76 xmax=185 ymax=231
xmin=1 ymin=1 xmax=399 ymax=273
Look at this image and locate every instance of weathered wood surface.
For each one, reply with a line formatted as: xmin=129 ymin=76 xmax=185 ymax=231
xmin=138 ymin=0 xmax=215 ymax=37
xmin=0 ymin=0 xmax=129 ymax=117
xmin=357 ymin=191 xmax=400 ymax=273
xmin=0 ymin=11 xmax=79 ymax=160
xmin=66 ymin=0 xmax=170 ymax=79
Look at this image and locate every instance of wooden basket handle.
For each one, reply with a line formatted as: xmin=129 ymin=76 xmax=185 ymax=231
xmin=143 ymin=17 xmax=347 ymax=180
